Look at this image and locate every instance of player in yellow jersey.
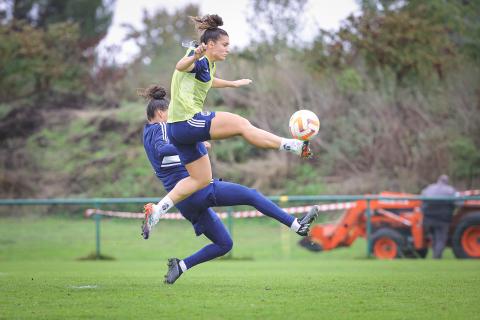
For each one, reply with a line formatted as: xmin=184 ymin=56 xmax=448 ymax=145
xmin=142 ymin=14 xmax=311 ymax=237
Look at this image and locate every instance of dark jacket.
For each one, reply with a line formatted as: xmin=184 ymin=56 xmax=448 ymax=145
xmin=421 ymin=180 xmax=457 ymax=223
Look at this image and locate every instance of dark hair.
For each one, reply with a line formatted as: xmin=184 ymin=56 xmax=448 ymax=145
xmin=137 ymin=85 xmax=169 ymax=121
xmin=189 ymin=14 xmax=228 ymax=45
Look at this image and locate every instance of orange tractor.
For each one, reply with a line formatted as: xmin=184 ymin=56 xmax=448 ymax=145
xmin=299 ymin=191 xmax=480 ymax=259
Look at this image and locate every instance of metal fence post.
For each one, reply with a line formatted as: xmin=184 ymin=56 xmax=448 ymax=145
xmin=279 ymin=196 xmax=290 ymax=258
xmin=227 ymin=206 xmax=233 ymax=257
xmin=366 ymin=199 xmax=372 ymax=258
xmin=95 ymin=203 xmax=101 ymax=259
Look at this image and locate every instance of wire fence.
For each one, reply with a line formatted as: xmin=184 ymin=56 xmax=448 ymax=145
xmin=1 ymin=192 xmax=479 ymax=259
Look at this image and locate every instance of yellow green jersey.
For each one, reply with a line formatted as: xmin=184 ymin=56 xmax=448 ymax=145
xmin=168 ymin=49 xmax=216 ymax=123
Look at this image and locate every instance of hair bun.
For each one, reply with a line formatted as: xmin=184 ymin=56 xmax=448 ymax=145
xmin=190 ymin=14 xmax=223 ymax=31
xmin=151 ymin=88 xmax=166 ymax=100
xmin=206 ymin=14 xmax=223 ymax=28
xmin=145 ymin=85 xmax=166 ymax=100
xmin=137 ymin=85 xmax=167 ymax=100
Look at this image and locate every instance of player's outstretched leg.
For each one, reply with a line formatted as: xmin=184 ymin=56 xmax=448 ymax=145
xmin=296 ymin=205 xmax=320 ymax=236
xmin=210 ymin=112 xmax=313 ymax=158
xmin=164 ymin=258 xmax=183 ymax=284
xmin=212 ymin=181 xmax=318 ymax=235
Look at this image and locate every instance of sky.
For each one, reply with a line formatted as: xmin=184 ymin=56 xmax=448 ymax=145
xmin=98 ymin=0 xmax=359 ymax=63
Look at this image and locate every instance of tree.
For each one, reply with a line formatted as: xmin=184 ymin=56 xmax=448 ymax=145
xmin=0 ymin=0 xmax=116 ymax=104
xmin=344 ymin=0 xmax=480 ymax=81
xmin=0 ymin=20 xmax=89 ymax=104
xmin=247 ymin=0 xmax=308 ymax=47
xmin=2 ymin=0 xmax=115 ymax=51
xmin=121 ymin=4 xmax=200 ymax=97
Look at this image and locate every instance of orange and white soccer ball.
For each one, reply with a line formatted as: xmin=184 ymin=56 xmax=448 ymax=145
xmin=289 ymin=110 xmax=320 ymax=141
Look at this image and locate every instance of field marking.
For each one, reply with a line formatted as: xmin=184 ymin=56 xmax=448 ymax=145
xmin=69 ymin=285 xmax=98 ymax=289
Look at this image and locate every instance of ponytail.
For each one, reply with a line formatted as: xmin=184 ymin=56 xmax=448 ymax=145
xmin=137 ymin=85 xmax=169 ymax=121
xmin=189 ymin=14 xmax=228 ymax=45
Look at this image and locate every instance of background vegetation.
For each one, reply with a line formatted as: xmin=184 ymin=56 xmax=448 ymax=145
xmin=1 ymin=0 xmax=479 ymax=199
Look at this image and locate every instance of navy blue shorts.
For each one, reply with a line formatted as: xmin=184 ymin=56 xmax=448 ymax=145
xmin=175 ymin=181 xmax=218 ymax=236
xmin=167 ymin=111 xmax=216 ymax=165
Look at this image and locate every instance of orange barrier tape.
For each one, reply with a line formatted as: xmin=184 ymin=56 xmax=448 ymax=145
xmin=84 ymin=191 xmax=480 ymax=220
xmin=458 ymin=190 xmax=480 ymax=196
xmin=84 ymin=202 xmax=356 ymax=220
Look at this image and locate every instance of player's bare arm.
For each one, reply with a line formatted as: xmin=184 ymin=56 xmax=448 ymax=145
xmin=212 ymin=77 xmax=252 ymax=88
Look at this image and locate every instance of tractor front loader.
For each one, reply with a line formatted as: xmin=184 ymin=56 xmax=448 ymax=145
xmin=299 ymin=191 xmax=480 ymax=259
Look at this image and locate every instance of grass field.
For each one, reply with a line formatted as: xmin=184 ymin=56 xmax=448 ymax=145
xmin=1 ymin=215 xmax=479 ymax=319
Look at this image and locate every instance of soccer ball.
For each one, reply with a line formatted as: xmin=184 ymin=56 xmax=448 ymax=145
xmin=289 ymin=110 xmax=320 ymax=141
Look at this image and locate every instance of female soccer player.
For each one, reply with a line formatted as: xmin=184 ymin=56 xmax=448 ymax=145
xmin=140 ymin=85 xmax=319 ymax=284
xmin=143 ymin=14 xmax=312 ymax=235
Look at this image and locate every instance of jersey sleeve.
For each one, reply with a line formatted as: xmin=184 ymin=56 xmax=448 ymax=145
xmin=154 ymin=124 xmax=179 ymax=158
xmin=186 ymin=49 xmax=211 ymax=80
xmin=155 ymin=141 xmax=179 ymax=158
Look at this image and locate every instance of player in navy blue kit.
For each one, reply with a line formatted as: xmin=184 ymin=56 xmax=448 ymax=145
xmin=139 ymin=85 xmax=319 ymax=284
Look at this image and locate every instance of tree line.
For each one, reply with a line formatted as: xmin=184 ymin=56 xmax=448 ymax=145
xmin=0 ymin=0 xmax=479 ymax=198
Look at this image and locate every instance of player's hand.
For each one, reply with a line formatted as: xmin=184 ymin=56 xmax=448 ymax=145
xmin=203 ymin=141 xmax=211 ymax=149
xmin=194 ymin=43 xmax=207 ymax=60
xmin=232 ymin=79 xmax=252 ymax=88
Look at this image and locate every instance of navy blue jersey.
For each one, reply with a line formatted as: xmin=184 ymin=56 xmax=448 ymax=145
xmin=143 ymin=122 xmax=189 ymax=191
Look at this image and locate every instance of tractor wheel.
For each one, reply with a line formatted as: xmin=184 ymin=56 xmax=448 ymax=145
xmin=452 ymin=212 xmax=480 ymax=259
xmin=371 ymin=228 xmax=405 ymax=259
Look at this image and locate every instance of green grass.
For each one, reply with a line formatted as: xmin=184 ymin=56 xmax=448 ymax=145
xmin=24 ymin=104 xmax=162 ymax=198
xmin=1 ymin=216 xmax=479 ymax=319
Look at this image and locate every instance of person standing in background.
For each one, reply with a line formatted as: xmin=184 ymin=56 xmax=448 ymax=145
xmin=421 ymin=175 xmax=457 ymax=259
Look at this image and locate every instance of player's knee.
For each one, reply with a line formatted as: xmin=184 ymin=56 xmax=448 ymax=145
xmin=248 ymin=188 xmax=262 ymax=201
xmin=219 ymin=237 xmax=233 ymax=254
xmin=235 ymin=188 xmax=261 ymax=206
xmin=198 ymin=178 xmax=211 ymax=189
xmin=249 ymin=188 xmax=260 ymax=196
xmin=237 ymin=117 xmax=252 ymax=134
xmin=192 ymin=176 xmax=211 ymax=189
xmin=216 ymin=234 xmax=233 ymax=255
